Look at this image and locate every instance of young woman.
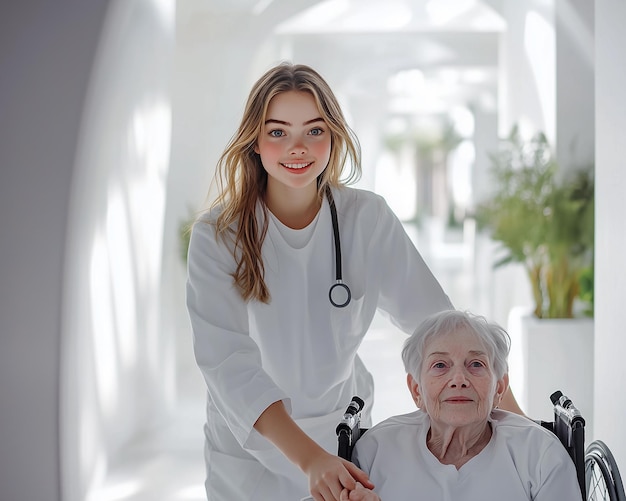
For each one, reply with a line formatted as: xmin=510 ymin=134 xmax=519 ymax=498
xmin=186 ymin=62 xmax=522 ymax=501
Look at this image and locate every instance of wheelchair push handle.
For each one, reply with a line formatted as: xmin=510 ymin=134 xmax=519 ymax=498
xmin=550 ymin=390 xmax=585 ymax=428
xmin=336 ymin=396 xmax=365 ymax=436
xmin=550 ymin=390 xmax=572 ymax=408
xmin=337 ymin=396 xmax=365 ymax=460
xmin=346 ymin=396 xmax=365 ymax=413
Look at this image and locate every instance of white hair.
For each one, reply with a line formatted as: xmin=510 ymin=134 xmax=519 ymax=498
xmin=402 ymin=310 xmax=510 ymax=381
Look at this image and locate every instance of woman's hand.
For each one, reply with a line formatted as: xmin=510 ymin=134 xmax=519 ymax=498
xmin=304 ymin=449 xmax=374 ymax=501
xmin=339 ymin=482 xmax=381 ymax=501
xmin=253 ymin=401 xmax=373 ymax=500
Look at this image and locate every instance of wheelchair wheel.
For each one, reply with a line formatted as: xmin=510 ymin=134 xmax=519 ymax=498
xmin=585 ymin=440 xmax=626 ymax=501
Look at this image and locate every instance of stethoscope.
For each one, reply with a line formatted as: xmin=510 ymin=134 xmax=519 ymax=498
xmin=326 ymin=185 xmax=352 ymax=308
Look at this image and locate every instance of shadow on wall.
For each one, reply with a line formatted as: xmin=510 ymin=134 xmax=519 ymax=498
xmin=60 ymin=2 xmax=176 ymax=500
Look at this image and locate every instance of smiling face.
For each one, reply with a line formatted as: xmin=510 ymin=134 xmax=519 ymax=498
xmin=254 ymin=90 xmax=332 ymax=198
xmin=408 ymin=327 xmax=508 ymax=429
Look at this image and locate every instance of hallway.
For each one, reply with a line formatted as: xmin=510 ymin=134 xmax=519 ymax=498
xmin=6 ymin=3 xmax=626 ymax=501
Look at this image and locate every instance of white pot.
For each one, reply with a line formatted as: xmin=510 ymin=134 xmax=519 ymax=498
xmin=508 ymin=308 xmax=594 ymax=431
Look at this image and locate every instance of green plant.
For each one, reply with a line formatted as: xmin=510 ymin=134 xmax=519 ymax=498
xmin=475 ymin=126 xmax=594 ymax=318
xmin=178 ymin=210 xmax=197 ymax=265
xmin=578 ymin=265 xmax=594 ymax=317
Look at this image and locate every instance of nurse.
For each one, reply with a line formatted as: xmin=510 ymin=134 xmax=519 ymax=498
xmin=186 ymin=62 xmax=521 ymax=501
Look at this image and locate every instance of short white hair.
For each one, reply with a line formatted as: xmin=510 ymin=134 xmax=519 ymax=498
xmin=402 ymin=310 xmax=510 ymax=381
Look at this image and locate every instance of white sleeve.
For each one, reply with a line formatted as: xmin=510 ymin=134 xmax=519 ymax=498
xmin=532 ymin=439 xmax=581 ymax=501
xmin=369 ymin=196 xmax=453 ymax=333
xmin=185 ymin=218 xmax=288 ymax=446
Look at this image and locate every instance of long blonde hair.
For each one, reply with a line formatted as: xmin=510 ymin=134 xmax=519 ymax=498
xmin=210 ymin=62 xmax=361 ymax=303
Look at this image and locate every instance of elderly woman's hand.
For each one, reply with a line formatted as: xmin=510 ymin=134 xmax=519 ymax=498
xmin=339 ymin=482 xmax=381 ymax=501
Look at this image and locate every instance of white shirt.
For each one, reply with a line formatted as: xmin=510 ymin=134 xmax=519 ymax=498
xmin=186 ymin=187 xmax=453 ymax=499
xmin=352 ymin=409 xmax=581 ymax=501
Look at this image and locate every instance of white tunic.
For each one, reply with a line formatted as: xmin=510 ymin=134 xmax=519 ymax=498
xmin=352 ymin=409 xmax=581 ymax=500
xmin=186 ymin=187 xmax=453 ymax=500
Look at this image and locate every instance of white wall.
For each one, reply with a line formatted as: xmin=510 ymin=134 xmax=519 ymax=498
xmin=60 ymin=2 xmax=176 ymax=500
xmin=556 ymin=0 xmax=595 ymax=170
xmin=499 ymin=0 xmax=556 ymax=141
xmin=594 ymin=0 xmax=626 ymax=467
xmin=0 ymin=2 xmax=109 ymax=500
xmin=499 ymin=0 xmax=594 ymax=170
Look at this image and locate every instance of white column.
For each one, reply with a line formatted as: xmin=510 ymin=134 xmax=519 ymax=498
xmin=499 ymin=0 xmax=556 ymax=142
xmin=594 ymin=0 xmax=626 ymax=467
xmin=62 ymin=2 xmax=176 ymax=499
xmin=555 ymin=0 xmax=595 ymax=172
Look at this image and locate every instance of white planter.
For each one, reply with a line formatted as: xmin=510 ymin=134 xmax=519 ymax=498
xmin=508 ymin=308 xmax=594 ymax=431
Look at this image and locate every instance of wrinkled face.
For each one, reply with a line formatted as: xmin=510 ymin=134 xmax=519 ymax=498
xmin=408 ymin=327 xmax=507 ymax=428
xmin=254 ymin=90 xmax=331 ymax=195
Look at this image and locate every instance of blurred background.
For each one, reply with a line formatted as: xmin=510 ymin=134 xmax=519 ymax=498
xmin=1 ymin=1 xmax=625 ymax=500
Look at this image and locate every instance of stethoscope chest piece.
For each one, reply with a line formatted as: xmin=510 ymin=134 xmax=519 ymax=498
xmin=326 ymin=185 xmax=352 ymax=308
xmin=329 ymin=281 xmax=351 ymax=308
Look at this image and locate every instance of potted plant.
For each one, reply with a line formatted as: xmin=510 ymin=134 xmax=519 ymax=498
xmin=475 ymin=125 xmax=594 ymax=319
xmin=475 ymin=125 xmax=595 ymax=422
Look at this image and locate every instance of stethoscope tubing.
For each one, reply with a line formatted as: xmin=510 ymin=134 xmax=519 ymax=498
xmin=326 ymin=185 xmax=351 ymax=308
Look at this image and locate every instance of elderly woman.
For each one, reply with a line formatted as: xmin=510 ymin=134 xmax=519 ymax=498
xmin=340 ymin=310 xmax=580 ymax=501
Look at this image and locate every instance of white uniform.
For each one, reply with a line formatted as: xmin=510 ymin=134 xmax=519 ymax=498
xmin=352 ymin=409 xmax=581 ymax=500
xmin=186 ymin=187 xmax=453 ymax=500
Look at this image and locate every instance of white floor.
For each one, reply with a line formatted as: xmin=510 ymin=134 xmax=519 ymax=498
xmin=90 ymin=222 xmax=527 ymax=501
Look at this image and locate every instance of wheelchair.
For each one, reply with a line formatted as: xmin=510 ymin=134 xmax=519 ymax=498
xmin=336 ymin=392 xmax=625 ymax=501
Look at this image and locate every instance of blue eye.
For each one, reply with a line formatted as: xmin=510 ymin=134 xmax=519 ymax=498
xmin=433 ymin=362 xmax=447 ymax=369
xmin=269 ymin=129 xmax=284 ymax=137
xmin=309 ymin=127 xmax=324 ymax=136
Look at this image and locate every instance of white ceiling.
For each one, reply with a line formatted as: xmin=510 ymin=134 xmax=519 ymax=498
xmin=187 ymin=0 xmax=506 ymax=115
xmin=275 ymin=0 xmax=506 ymax=34
xmin=272 ymin=0 xmax=505 ymax=115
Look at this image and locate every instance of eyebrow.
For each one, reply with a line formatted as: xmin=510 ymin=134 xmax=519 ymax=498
xmin=427 ymin=350 xmax=487 ymax=358
xmin=264 ymin=117 xmax=325 ymax=126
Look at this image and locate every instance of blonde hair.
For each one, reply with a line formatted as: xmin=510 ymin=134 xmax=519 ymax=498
xmin=210 ymin=62 xmax=361 ymax=303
